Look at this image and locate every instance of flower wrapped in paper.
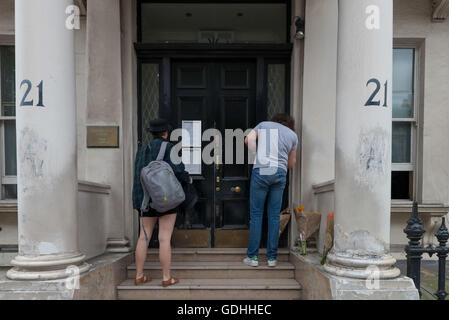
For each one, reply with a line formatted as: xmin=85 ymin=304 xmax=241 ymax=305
xmin=294 ymin=206 xmax=321 ymax=255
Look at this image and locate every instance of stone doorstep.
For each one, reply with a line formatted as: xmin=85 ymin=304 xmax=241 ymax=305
xmin=145 ymin=248 xmax=291 ymax=263
xmin=118 ymin=278 xmax=302 ymax=290
xmin=118 ymin=250 xmax=302 ymax=300
xmin=290 ymin=252 xmax=420 ymax=300
xmin=117 ymin=278 xmax=302 ymax=300
xmin=129 ymin=261 xmax=295 ymax=269
xmin=146 ymin=248 xmax=290 ymax=254
xmin=127 ymin=261 xmax=295 ymax=279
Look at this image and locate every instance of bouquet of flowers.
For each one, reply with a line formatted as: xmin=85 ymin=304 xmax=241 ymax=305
xmin=279 ymin=208 xmax=291 ymax=238
xmin=294 ymin=206 xmax=321 ymax=255
xmin=320 ymin=212 xmax=334 ymax=265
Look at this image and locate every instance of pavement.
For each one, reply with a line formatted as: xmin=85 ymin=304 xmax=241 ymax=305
xmin=396 ymin=260 xmax=449 ymax=300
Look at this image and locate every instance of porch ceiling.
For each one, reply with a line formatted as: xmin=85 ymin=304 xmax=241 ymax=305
xmin=75 ymin=0 xmax=87 ymax=16
xmin=432 ymin=0 xmax=449 ymax=22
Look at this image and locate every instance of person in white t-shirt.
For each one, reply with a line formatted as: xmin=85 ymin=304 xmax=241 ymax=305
xmin=243 ymin=113 xmax=298 ymax=267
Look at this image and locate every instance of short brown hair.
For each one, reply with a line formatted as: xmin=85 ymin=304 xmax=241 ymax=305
xmin=271 ymin=113 xmax=295 ymax=131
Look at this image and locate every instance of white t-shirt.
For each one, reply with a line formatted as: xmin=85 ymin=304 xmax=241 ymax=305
xmin=252 ymin=121 xmax=298 ymax=172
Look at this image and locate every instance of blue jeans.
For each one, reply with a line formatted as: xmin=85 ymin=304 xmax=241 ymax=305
xmin=247 ymin=167 xmax=287 ymax=260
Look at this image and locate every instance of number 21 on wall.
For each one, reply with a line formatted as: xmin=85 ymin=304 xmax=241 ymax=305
xmin=365 ymin=78 xmax=388 ymax=107
xmin=19 ymin=80 xmax=45 ymax=107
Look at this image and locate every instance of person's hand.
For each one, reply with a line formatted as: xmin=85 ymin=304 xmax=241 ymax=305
xmin=190 ymin=177 xmax=193 ymax=184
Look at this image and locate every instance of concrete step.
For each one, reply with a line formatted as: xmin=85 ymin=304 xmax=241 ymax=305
xmin=145 ymin=248 xmax=290 ymax=262
xmin=127 ymin=261 xmax=295 ymax=279
xmin=117 ymin=278 xmax=301 ymax=300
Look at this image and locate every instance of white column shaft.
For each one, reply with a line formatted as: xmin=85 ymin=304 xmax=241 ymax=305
xmin=8 ymin=0 xmax=88 ymax=280
xmin=325 ymin=0 xmax=399 ymax=279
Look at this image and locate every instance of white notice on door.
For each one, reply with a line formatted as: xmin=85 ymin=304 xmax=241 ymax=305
xmin=182 ymin=120 xmax=202 ymax=147
xmin=182 ymin=147 xmax=202 ymax=175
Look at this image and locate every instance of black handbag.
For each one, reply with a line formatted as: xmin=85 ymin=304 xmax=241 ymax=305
xmin=181 ymin=183 xmax=198 ymax=211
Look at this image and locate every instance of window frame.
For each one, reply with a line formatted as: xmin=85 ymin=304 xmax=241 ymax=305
xmin=392 ymin=39 xmax=425 ymax=202
xmin=0 ymin=37 xmax=17 ymax=200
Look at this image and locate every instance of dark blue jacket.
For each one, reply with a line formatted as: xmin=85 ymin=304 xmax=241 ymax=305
xmin=132 ymin=137 xmax=190 ymax=210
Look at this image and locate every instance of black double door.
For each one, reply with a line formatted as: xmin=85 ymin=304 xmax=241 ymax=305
xmin=171 ymin=61 xmax=257 ymax=247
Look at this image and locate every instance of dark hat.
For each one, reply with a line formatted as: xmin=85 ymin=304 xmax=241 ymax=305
xmin=147 ymin=118 xmax=170 ymax=132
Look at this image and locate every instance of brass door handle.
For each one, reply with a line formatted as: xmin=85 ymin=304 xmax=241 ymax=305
xmin=215 ymin=154 xmax=220 ymax=171
xmin=231 ymin=186 xmax=241 ymax=193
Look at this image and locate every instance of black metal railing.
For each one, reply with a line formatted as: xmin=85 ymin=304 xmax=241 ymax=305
xmin=404 ymin=202 xmax=449 ymax=300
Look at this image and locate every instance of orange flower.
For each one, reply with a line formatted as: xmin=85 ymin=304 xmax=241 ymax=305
xmin=296 ymin=205 xmax=305 ymax=211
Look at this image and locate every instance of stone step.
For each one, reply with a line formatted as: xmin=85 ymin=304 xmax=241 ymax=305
xmin=117 ymin=278 xmax=302 ymax=300
xmin=127 ymin=261 xmax=295 ymax=279
xmin=145 ymin=248 xmax=290 ymax=262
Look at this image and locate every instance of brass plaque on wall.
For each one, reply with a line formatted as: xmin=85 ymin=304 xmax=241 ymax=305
xmin=87 ymin=126 xmax=119 ymax=148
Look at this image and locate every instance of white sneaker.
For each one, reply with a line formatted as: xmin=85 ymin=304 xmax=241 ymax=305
xmin=267 ymin=259 xmax=277 ymax=267
xmin=243 ymin=256 xmax=258 ymax=267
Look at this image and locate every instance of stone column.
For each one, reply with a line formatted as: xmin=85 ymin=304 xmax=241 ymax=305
xmin=324 ymin=0 xmax=400 ymax=279
xmin=8 ymin=0 xmax=89 ymax=280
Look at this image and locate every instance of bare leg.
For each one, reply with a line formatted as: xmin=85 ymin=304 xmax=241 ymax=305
xmin=135 ymin=216 xmax=157 ymax=279
xmin=158 ymin=213 xmax=177 ymax=282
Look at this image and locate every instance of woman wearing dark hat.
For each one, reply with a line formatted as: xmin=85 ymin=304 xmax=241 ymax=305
xmin=132 ymin=118 xmax=192 ymax=287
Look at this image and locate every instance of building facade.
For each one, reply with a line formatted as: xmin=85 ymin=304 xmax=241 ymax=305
xmin=0 ymin=0 xmax=448 ymax=299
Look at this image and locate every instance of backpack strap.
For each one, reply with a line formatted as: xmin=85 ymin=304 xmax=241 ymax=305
xmin=156 ymin=141 xmax=168 ymax=161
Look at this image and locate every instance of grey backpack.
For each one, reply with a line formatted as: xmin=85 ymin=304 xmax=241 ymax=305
xmin=140 ymin=141 xmax=185 ymax=213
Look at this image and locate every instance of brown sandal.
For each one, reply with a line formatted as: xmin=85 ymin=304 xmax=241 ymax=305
xmin=135 ymin=275 xmax=152 ymax=285
xmin=162 ymin=277 xmax=179 ymax=287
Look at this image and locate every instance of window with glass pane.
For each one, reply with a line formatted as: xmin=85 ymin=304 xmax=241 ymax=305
xmin=1 ymin=46 xmax=15 ymax=116
xmin=140 ymin=3 xmax=287 ymax=44
xmin=392 ymin=122 xmax=411 ymax=163
xmin=392 ymin=48 xmax=416 ymax=200
xmin=0 ymin=45 xmax=17 ymax=200
xmin=141 ymin=63 xmax=160 ymax=145
xmin=393 ymin=49 xmax=414 ymax=119
xmin=267 ymin=64 xmax=286 ymax=120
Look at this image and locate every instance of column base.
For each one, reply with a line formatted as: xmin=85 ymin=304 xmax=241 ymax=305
xmin=7 ymin=252 xmax=90 ymax=281
xmin=324 ymin=251 xmax=401 ymax=279
xmin=290 ymin=252 xmax=419 ymax=300
xmin=106 ymin=238 xmax=131 ymax=253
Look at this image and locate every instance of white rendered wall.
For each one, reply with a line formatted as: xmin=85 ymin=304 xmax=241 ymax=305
xmin=84 ymin=0 xmax=130 ymax=252
xmin=300 ymin=0 xmax=337 ymax=213
xmin=0 ymin=0 xmax=14 ymax=35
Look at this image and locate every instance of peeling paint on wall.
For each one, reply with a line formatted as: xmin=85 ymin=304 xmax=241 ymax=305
xmin=38 ymin=242 xmax=58 ymax=255
xmin=20 ymin=127 xmax=48 ymax=182
xmin=333 ymin=224 xmax=387 ymax=256
xmin=355 ymin=128 xmax=389 ymax=191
